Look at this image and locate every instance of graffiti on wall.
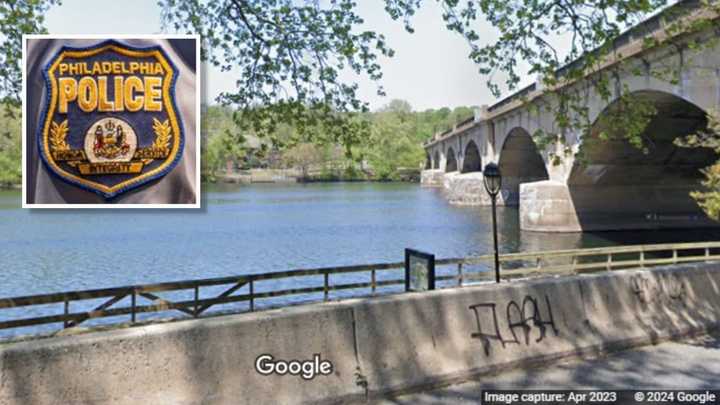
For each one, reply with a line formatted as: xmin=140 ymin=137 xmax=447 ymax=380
xmin=469 ymin=294 xmax=559 ymax=356
xmin=630 ymin=273 xmax=686 ymax=308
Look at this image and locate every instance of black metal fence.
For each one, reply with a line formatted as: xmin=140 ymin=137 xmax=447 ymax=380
xmin=1 ymin=241 xmax=719 ymax=338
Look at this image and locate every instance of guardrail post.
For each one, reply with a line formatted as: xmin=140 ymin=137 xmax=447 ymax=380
xmin=249 ymin=280 xmax=255 ymax=312
xmin=193 ymin=285 xmax=199 ymax=318
xmin=571 ymin=256 xmax=578 ymax=272
xmin=673 ymin=249 xmax=678 ymax=264
xmin=131 ymin=290 xmax=136 ymax=323
xmin=458 ymin=263 xmax=463 ymax=286
xmin=606 ymin=254 xmax=612 ymax=271
xmin=63 ymin=298 xmax=69 ymax=329
xmin=371 ymin=269 xmax=376 ymax=293
xmin=706 ymin=248 xmax=711 ymax=259
xmin=324 ymin=272 xmax=329 ymax=301
xmin=640 ymin=250 xmax=645 ymax=268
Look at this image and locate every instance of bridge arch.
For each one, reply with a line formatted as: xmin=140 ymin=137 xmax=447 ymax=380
xmin=498 ymin=127 xmax=549 ymax=205
xmin=568 ymin=90 xmax=717 ymax=229
xmin=433 ymin=151 xmax=440 ymax=169
xmin=461 ymin=140 xmax=482 ymax=173
xmin=425 ymin=152 xmax=432 ymax=169
xmin=445 ymin=147 xmax=458 ymax=172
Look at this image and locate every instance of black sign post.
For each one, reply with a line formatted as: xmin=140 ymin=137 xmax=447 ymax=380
xmin=405 ymin=248 xmax=436 ymax=292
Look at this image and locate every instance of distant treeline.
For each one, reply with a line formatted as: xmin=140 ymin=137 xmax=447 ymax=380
xmin=0 ymin=101 xmax=476 ymax=188
xmin=0 ymin=106 xmax=20 ymax=188
xmin=202 ymin=100 xmax=476 ymax=182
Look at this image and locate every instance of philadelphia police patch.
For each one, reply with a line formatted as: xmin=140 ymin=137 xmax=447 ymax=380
xmin=38 ymin=40 xmax=184 ymax=199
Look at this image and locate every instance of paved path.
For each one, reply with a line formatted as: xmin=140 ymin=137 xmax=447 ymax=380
xmin=375 ymin=334 xmax=720 ymax=404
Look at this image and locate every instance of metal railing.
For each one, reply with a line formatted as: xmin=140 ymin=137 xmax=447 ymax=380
xmin=1 ymin=241 xmax=719 ymax=335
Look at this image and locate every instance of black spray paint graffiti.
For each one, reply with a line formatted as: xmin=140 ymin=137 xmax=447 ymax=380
xmin=469 ymin=295 xmax=559 ymax=356
xmin=631 ymin=274 xmax=686 ymax=308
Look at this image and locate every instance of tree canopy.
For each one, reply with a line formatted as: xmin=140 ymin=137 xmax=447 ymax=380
xmin=2 ymin=1 xmax=708 ymax=147
xmin=157 ymin=0 xmax=706 ymax=150
xmin=676 ymin=109 xmax=720 ymax=220
xmin=0 ymin=0 xmax=59 ymax=109
xmin=159 ymin=0 xmax=394 ymax=150
xmin=3 ymin=0 xmax=720 ymax=210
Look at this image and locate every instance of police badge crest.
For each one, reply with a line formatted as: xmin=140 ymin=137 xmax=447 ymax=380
xmin=39 ymin=40 xmax=183 ymax=199
xmin=24 ymin=36 xmax=199 ymax=206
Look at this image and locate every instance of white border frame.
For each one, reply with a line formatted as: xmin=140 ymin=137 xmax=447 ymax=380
xmin=22 ymin=34 xmax=201 ymax=209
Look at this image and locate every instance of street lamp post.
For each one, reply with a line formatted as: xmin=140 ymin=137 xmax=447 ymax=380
xmin=483 ymin=163 xmax=502 ymax=283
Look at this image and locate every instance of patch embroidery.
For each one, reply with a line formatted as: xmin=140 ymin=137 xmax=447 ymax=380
xmin=39 ymin=40 xmax=184 ymax=199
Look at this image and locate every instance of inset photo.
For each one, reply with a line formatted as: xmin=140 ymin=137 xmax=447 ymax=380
xmin=22 ymin=35 xmax=200 ymax=207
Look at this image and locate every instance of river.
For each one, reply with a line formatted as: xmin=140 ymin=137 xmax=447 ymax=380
xmin=1 ymin=182 xmax=719 ymax=337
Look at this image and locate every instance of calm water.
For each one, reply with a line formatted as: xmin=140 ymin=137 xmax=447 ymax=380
xmin=2 ymin=182 xmax=719 ymax=337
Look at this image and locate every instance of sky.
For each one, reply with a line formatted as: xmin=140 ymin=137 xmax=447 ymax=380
xmin=43 ymin=0 xmax=533 ymax=112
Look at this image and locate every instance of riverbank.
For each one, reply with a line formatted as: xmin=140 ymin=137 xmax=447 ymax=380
xmin=214 ymin=167 xmax=421 ymax=184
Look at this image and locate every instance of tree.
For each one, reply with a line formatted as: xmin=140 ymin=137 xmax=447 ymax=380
xmin=382 ymin=99 xmax=412 ymax=116
xmin=675 ymin=110 xmax=720 ymax=219
xmin=0 ymin=0 xmax=60 ymax=109
xmin=0 ymin=105 xmax=20 ymax=186
xmin=159 ymin=0 xmax=390 ymax=151
xmin=361 ymin=100 xmax=425 ymax=180
xmin=201 ymin=105 xmax=246 ymax=180
xmin=282 ymin=143 xmax=323 ymax=178
xmin=413 ymin=105 xmax=475 ymax=142
xmin=203 ymin=130 xmax=247 ymax=180
xmin=0 ymin=1 xmax=60 ymax=187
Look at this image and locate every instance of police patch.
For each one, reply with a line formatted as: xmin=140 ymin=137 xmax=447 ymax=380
xmin=39 ymin=40 xmax=184 ymax=199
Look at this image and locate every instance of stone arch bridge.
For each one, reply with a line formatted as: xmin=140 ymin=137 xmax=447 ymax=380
xmin=422 ymin=1 xmax=720 ymax=232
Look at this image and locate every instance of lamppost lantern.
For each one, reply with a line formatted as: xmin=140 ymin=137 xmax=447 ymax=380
xmin=482 ymin=162 xmax=503 ymax=284
xmin=483 ymin=162 xmax=502 ymax=197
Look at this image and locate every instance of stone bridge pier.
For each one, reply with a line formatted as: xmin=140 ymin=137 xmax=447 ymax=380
xmin=519 ymin=88 xmax=720 ymax=232
xmin=422 ymin=4 xmax=720 ymax=232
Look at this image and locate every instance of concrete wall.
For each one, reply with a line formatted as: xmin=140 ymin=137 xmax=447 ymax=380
xmin=219 ymin=169 xmax=303 ymax=184
xmin=2 ymin=263 xmax=720 ymax=404
xmin=420 ymin=169 xmax=444 ymax=188
xmin=0 ymin=305 xmax=363 ymax=405
xmin=442 ymin=172 xmax=490 ymax=206
xmin=353 ymin=263 xmax=720 ymax=395
xmin=520 ymin=180 xmax=582 ymax=232
xmin=520 ymin=180 xmax=720 ymax=232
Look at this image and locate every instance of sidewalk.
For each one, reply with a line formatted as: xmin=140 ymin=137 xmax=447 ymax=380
xmin=374 ymin=333 xmax=720 ymax=404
